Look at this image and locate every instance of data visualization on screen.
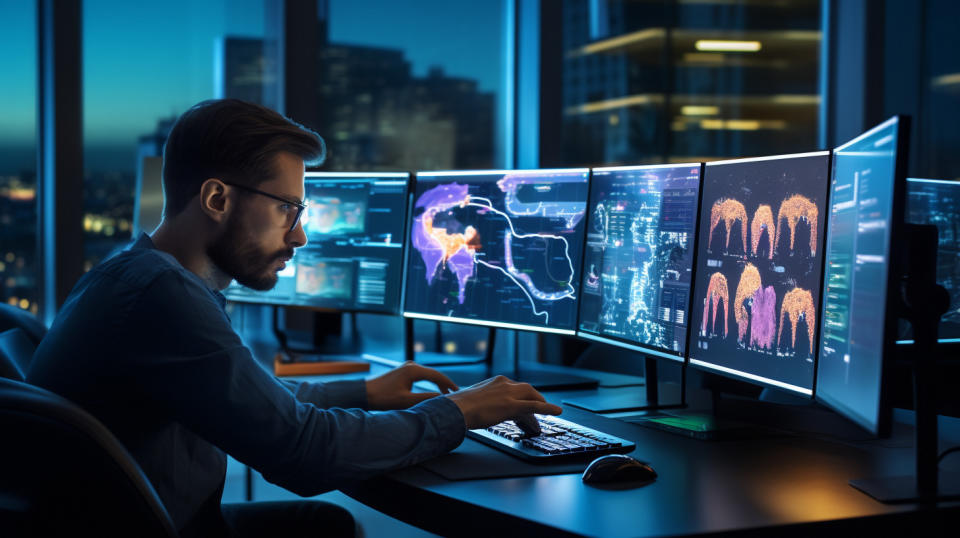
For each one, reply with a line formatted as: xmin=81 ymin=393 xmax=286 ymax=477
xmin=404 ymin=169 xmax=590 ymax=334
xmin=903 ymin=178 xmax=960 ymax=342
xmin=816 ymin=117 xmax=907 ymax=434
xmin=688 ymin=152 xmax=830 ymax=395
xmin=224 ymin=172 xmax=410 ymax=313
xmin=577 ymin=164 xmax=702 ymax=359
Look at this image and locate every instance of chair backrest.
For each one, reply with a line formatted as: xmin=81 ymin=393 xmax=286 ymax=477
xmin=0 ymin=303 xmax=47 ymax=348
xmin=0 ymin=377 xmax=179 ymax=537
xmin=0 ymin=328 xmax=34 ymax=381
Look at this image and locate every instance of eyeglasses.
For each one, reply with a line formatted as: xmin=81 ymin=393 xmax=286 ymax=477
xmin=223 ymin=181 xmax=306 ymax=232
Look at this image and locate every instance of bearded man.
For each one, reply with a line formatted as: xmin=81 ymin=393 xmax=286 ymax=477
xmin=28 ymin=99 xmax=560 ymax=538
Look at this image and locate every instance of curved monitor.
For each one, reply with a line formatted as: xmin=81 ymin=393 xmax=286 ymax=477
xmin=403 ymin=169 xmax=590 ymax=334
xmin=223 ymin=171 xmax=411 ymax=314
xmin=576 ymin=163 xmax=703 ymax=361
xmin=688 ymin=151 xmax=831 ymax=395
xmin=816 ymin=116 xmax=910 ymax=435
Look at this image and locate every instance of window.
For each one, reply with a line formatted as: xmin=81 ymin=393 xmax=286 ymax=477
xmin=0 ymin=1 xmax=39 ymax=314
xmin=315 ymin=0 xmax=507 ymax=171
xmin=82 ymin=0 xmax=274 ymax=270
xmin=556 ymin=0 xmax=821 ymax=166
xmin=918 ymin=1 xmax=960 ymax=181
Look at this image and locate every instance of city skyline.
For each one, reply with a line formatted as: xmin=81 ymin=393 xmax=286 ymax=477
xmin=0 ymin=0 xmax=503 ymax=171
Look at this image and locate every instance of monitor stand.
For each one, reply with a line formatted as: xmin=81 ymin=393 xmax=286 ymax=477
xmin=563 ymin=357 xmax=684 ymax=412
xmin=272 ymin=307 xmax=369 ymax=375
xmin=850 ymin=223 xmax=960 ymax=503
xmin=409 ymin=324 xmax=599 ymax=391
xmin=403 ymin=318 xmax=488 ymax=367
xmin=617 ymin=374 xmax=814 ymax=441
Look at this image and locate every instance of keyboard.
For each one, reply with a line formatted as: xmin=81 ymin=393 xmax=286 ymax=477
xmin=466 ymin=414 xmax=636 ymax=462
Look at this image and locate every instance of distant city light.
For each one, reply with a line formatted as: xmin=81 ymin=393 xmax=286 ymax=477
xmin=932 ymin=72 xmax=960 ymax=89
xmin=699 ymin=119 xmax=787 ymax=131
xmin=18 ymin=298 xmax=29 ymax=310
xmin=695 ymin=40 xmax=762 ymax=52
xmin=681 ymin=106 xmax=720 ymax=116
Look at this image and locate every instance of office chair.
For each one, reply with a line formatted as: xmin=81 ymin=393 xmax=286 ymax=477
xmin=0 ymin=377 xmax=179 ymax=537
xmin=0 ymin=303 xmax=47 ymax=348
xmin=0 ymin=328 xmax=35 ymax=381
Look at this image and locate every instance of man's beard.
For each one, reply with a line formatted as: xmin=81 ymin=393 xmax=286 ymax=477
xmin=208 ymin=212 xmax=294 ymax=291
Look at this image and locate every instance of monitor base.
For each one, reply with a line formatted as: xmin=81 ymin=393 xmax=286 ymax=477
xmin=509 ymin=368 xmax=599 ymax=391
xmin=623 ymin=411 xmax=771 ymax=441
xmin=414 ymin=351 xmax=488 ymax=367
xmin=563 ymin=383 xmax=686 ymax=414
xmin=434 ymin=365 xmax=599 ymax=392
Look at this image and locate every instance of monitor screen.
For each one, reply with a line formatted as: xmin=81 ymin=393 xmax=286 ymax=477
xmin=688 ymin=151 xmax=831 ymax=395
xmin=403 ymin=169 xmax=590 ymax=334
xmin=577 ymin=164 xmax=703 ymax=360
xmin=223 ymin=172 xmax=410 ymax=313
xmin=816 ymin=116 xmax=908 ymax=434
xmin=902 ymin=178 xmax=960 ymax=342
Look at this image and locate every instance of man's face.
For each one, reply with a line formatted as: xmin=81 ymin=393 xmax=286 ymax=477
xmin=208 ymin=152 xmax=307 ymax=290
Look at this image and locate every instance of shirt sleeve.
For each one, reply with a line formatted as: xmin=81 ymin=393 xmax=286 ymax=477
xmin=278 ymin=378 xmax=369 ymax=410
xmin=125 ymin=271 xmax=465 ymax=496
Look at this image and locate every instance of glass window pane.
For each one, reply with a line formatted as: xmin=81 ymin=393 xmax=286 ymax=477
xmin=558 ymin=0 xmax=821 ymax=166
xmin=0 ymin=1 xmax=39 ymax=315
xmin=82 ymin=0 xmax=272 ymax=270
xmin=922 ymin=0 xmax=960 ymax=181
xmin=317 ymin=0 xmax=506 ymax=171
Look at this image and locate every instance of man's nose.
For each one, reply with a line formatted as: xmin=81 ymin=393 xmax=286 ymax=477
xmin=288 ymin=219 xmax=307 ymax=248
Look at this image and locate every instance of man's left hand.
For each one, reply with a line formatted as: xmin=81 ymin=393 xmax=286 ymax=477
xmin=365 ymin=362 xmax=460 ymax=410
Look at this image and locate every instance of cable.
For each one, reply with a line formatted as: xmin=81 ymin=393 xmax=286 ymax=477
xmin=938 ymin=446 xmax=960 ymax=465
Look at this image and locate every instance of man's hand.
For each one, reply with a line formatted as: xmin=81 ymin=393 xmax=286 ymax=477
xmin=445 ymin=375 xmax=563 ymax=430
xmin=365 ymin=362 xmax=459 ymax=410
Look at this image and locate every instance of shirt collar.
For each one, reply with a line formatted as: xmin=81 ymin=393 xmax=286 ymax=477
xmin=131 ymin=232 xmax=156 ymax=250
xmin=132 ymin=233 xmax=228 ymax=310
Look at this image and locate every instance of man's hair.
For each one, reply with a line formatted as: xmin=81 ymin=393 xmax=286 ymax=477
xmin=161 ymin=99 xmax=325 ymax=217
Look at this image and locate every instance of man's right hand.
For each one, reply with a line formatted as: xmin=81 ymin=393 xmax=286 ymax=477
xmin=444 ymin=375 xmax=563 ymax=430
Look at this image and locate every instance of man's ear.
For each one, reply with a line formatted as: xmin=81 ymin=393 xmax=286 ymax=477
xmin=199 ymin=178 xmax=230 ymax=225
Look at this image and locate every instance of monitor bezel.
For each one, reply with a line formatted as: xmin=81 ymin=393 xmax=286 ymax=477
xmin=573 ymin=162 xmax=706 ymax=363
xmin=686 ymin=150 xmax=833 ymax=397
xmin=402 ymin=168 xmax=591 ymax=336
xmin=224 ymin=170 xmax=412 ymax=315
xmin=814 ymin=115 xmax=910 ymax=436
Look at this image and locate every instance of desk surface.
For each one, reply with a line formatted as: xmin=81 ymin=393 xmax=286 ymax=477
xmin=269 ymin=351 xmax=960 ymax=536
xmin=351 ymin=386 xmax=958 ymax=535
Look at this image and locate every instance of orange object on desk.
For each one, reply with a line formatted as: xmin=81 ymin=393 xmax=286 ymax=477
xmin=273 ymin=352 xmax=371 ymax=376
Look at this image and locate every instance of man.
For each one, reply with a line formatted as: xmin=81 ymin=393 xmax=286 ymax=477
xmin=28 ymin=99 xmax=562 ymax=538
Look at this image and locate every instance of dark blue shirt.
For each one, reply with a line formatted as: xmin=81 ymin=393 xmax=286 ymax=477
xmin=28 ymin=234 xmax=465 ymax=537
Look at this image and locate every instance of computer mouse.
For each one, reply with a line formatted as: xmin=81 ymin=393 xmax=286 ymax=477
xmin=581 ymin=454 xmax=657 ymax=486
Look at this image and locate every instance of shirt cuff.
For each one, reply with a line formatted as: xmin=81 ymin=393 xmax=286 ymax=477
xmin=413 ymin=396 xmax=467 ymax=453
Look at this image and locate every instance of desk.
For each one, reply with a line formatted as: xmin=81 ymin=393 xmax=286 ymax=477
xmin=339 ymin=382 xmax=960 ymax=536
xmin=262 ymin=347 xmax=960 ymax=536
